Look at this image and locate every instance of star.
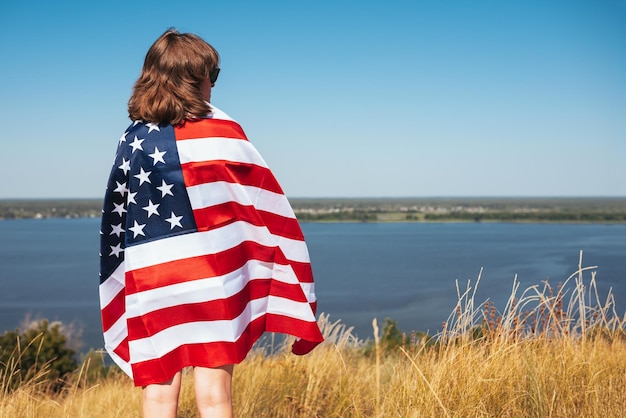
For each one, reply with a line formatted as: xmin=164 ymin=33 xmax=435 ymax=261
xmin=113 ymin=181 xmax=128 ymax=196
xmin=142 ymin=199 xmax=160 ymax=218
xmin=110 ymin=223 xmax=124 ymax=237
xmin=134 ymin=167 xmax=152 ymax=186
xmin=148 ymin=147 xmax=167 ymax=165
xmin=146 ymin=122 xmax=161 ymax=133
xmin=165 ymin=212 xmax=183 ymax=230
xmin=157 ymin=180 xmax=174 ymax=197
xmin=132 ymin=120 xmax=142 ymax=126
xmin=112 ymin=202 xmax=127 ymax=216
xmin=119 ymin=131 xmax=128 ymax=145
xmin=110 ymin=243 xmax=123 ymax=258
xmin=127 ymin=191 xmax=138 ymax=205
xmin=118 ymin=158 xmax=131 ymax=174
xmin=129 ymin=220 xmax=146 ymax=238
xmin=129 ymin=136 xmax=145 ymax=153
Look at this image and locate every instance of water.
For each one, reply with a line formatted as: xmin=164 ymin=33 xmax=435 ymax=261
xmin=1 ymin=218 xmax=625 ymax=350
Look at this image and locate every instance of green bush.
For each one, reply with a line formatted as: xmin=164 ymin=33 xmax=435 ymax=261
xmin=0 ymin=319 xmax=78 ymax=392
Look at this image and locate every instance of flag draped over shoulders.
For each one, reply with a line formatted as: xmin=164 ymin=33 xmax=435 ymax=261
xmin=99 ymin=106 xmax=323 ymax=386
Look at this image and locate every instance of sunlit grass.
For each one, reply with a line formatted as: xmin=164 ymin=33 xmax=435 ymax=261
xmin=2 ymin=252 xmax=626 ymax=417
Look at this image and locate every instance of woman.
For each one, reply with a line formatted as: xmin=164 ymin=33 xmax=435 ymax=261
xmin=99 ymin=28 xmax=324 ymax=418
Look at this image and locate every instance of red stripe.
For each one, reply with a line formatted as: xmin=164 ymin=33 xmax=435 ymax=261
xmin=101 ymin=288 xmax=126 ymax=332
xmin=129 ymin=313 xmax=323 ymax=386
xmin=192 ymin=201 xmax=263 ymax=232
xmin=126 ymin=241 xmax=283 ymax=294
xmin=175 ymin=118 xmax=247 ymax=141
xmin=181 ymin=160 xmax=283 ymax=194
xmin=130 ymin=316 xmax=266 ymax=386
xmin=192 ymin=201 xmax=304 ymax=240
xmin=289 ymin=260 xmax=314 ymax=283
xmin=126 ymin=279 xmax=309 ymax=340
xmin=258 ymin=210 xmax=304 ymax=241
xmin=112 ymin=337 xmax=130 ymax=363
xmin=265 ymin=312 xmax=324 ymax=342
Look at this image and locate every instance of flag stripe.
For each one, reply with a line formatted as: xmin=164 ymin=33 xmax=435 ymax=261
xmin=181 ymin=161 xmax=282 ymax=194
xmin=124 ymin=220 xmax=310 ymax=272
xmin=101 ymin=288 xmax=126 ymax=332
xmin=185 ymin=178 xmax=293 ymax=219
xmin=125 ymin=248 xmax=316 ymax=300
xmin=128 ymin=297 xmax=318 ymax=362
xmin=126 ymin=241 xmax=278 ymax=293
xmin=99 ymin=263 xmax=125 ymax=303
xmin=130 ymin=316 xmax=266 ymax=386
xmin=192 ymin=201 xmax=304 ymax=240
xmin=175 ymin=118 xmax=246 ymax=141
xmin=111 ymin=338 xmax=130 ymax=366
xmin=125 ymin=259 xmax=305 ymax=314
xmin=129 ymin=311 xmax=321 ymax=386
xmin=126 ymin=281 xmax=312 ymax=340
xmin=176 ymin=137 xmax=267 ymax=168
xmin=103 ymin=315 xmax=129 ymax=359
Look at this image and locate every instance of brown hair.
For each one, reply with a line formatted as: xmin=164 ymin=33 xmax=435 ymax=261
xmin=128 ymin=28 xmax=220 ymax=125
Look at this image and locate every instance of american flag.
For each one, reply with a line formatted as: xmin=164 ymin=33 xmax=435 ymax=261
xmin=99 ymin=107 xmax=323 ymax=386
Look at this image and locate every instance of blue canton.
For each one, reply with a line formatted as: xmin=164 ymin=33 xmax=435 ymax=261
xmin=100 ymin=122 xmax=197 ymax=284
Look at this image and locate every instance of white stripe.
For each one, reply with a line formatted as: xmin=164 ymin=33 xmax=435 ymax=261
xmin=272 ymin=263 xmax=315 ymax=304
xmin=267 ymin=295 xmax=317 ymax=320
xmin=176 ymin=137 xmax=268 ymax=167
xmin=300 ymin=282 xmax=316 ymax=304
xmin=106 ymin=347 xmax=133 ymax=379
xmin=128 ymin=296 xmax=316 ymax=363
xmin=102 ymin=314 xmax=132 ymax=378
xmin=103 ymin=314 xmax=128 ymax=352
xmin=125 ymin=221 xmax=310 ymax=271
xmin=276 ymin=235 xmax=309 ymax=263
xmin=186 ymin=182 xmax=296 ymax=219
xmin=206 ymin=106 xmax=235 ymax=122
xmin=99 ymin=262 xmax=125 ymax=307
xmin=125 ymin=259 xmax=297 ymax=317
xmin=100 ymin=263 xmax=133 ymax=378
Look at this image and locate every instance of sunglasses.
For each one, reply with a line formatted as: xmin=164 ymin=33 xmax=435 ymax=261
xmin=210 ymin=67 xmax=220 ymax=84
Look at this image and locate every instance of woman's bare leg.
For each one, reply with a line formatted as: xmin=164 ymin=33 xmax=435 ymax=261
xmin=193 ymin=365 xmax=234 ymax=418
xmin=142 ymin=371 xmax=182 ymax=418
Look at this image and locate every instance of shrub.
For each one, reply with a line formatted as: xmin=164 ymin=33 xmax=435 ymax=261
xmin=0 ymin=319 xmax=78 ymax=392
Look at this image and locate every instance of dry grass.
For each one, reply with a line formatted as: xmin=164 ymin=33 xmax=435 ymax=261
xmin=2 ymin=252 xmax=626 ymax=417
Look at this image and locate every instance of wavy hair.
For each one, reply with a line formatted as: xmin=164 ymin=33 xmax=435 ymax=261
xmin=128 ymin=29 xmax=220 ymax=125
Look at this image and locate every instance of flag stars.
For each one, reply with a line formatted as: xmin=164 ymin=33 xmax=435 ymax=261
xmin=127 ymin=191 xmax=138 ymax=205
xmin=112 ymin=202 xmax=127 ymax=216
xmin=118 ymin=158 xmax=131 ymax=175
xmin=129 ymin=220 xmax=146 ymax=238
xmin=134 ymin=167 xmax=152 ymax=186
xmin=148 ymin=147 xmax=167 ymax=165
xmin=110 ymin=223 xmax=124 ymax=237
xmin=119 ymin=131 xmax=128 ymax=145
xmin=113 ymin=181 xmax=128 ymax=196
xmin=165 ymin=212 xmax=183 ymax=230
xmin=109 ymin=243 xmax=123 ymax=258
xmin=146 ymin=122 xmax=161 ymax=133
xmin=129 ymin=136 xmax=145 ymax=153
xmin=157 ymin=180 xmax=174 ymax=197
xmin=142 ymin=199 xmax=160 ymax=218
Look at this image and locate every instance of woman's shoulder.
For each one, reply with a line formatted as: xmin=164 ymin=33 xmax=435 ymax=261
xmin=205 ymin=104 xmax=235 ymax=122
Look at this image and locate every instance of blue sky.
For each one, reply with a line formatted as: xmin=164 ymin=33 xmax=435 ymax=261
xmin=1 ymin=0 xmax=624 ymax=198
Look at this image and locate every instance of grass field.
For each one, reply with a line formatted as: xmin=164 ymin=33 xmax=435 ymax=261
xmin=2 ymin=254 xmax=626 ymax=417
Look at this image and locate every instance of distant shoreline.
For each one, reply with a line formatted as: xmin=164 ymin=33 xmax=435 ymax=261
xmin=1 ymin=197 xmax=625 ymax=223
